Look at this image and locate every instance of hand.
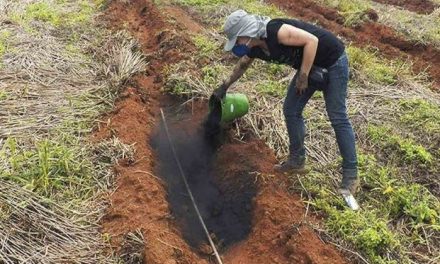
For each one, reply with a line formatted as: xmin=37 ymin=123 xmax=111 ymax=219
xmin=212 ymin=83 xmax=228 ymax=100
xmin=295 ymin=71 xmax=308 ymax=95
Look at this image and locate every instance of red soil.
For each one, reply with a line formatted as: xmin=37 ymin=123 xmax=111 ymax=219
xmin=217 ymin=140 xmax=347 ymax=264
xmin=372 ymin=0 xmax=439 ymax=15
xmin=96 ymin=0 xmax=352 ymax=263
xmin=268 ymin=0 xmax=440 ymax=90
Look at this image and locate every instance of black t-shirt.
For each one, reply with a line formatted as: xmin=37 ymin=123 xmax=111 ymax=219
xmin=247 ymin=18 xmax=345 ymax=69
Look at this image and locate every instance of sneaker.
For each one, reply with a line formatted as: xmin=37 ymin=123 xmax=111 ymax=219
xmin=274 ymin=157 xmax=309 ymax=174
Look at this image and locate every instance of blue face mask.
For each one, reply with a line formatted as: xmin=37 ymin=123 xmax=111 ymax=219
xmin=232 ymin=38 xmax=252 ymax=57
xmin=232 ymin=44 xmax=250 ymax=57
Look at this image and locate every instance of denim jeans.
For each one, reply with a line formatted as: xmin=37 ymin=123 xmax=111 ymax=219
xmin=283 ymin=51 xmax=357 ymax=178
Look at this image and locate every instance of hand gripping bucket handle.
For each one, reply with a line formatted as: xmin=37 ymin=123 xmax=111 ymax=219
xmin=208 ymin=93 xmax=249 ymax=123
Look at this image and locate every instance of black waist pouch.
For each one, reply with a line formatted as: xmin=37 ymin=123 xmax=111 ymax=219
xmin=308 ymin=65 xmax=329 ymax=90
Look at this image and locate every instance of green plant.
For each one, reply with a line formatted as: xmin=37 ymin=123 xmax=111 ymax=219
xmin=25 ymin=2 xmax=62 ymax=26
xmin=178 ymin=0 xmax=227 ymax=6
xmin=192 ymin=34 xmax=220 ymax=58
xmin=66 ymin=1 xmax=96 ymax=24
xmin=0 ymin=136 xmax=91 ymax=197
xmin=0 ymin=30 xmax=11 ymax=56
xmin=387 ymin=185 xmax=439 ymax=225
xmin=255 ymin=80 xmax=286 ymax=97
xmin=320 ymin=0 xmax=372 ymax=26
xmin=367 ymin=125 xmax=433 ymax=164
xmin=347 ymin=45 xmax=409 ymax=84
xmin=399 ymin=99 xmax=440 ymax=134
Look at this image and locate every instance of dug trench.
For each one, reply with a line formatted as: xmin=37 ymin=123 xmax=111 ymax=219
xmin=97 ymin=0 xmax=352 ymax=263
xmin=150 ymin=102 xmax=256 ymax=252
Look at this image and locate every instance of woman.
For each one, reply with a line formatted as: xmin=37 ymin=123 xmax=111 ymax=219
xmin=213 ymin=10 xmax=359 ymax=194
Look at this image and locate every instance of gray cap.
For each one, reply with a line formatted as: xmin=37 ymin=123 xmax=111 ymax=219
xmin=223 ymin=10 xmax=266 ymax=51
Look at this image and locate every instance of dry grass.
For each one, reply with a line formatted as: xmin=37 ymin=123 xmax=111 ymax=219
xmin=0 ymin=180 xmax=109 ymax=263
xmin=372 ymin=2 xmax=440 ymax=48
xmin=0 ymin=0 xmax=146 ymax=262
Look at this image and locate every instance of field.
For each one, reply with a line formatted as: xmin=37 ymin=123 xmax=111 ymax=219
xmin=0 ymin=0 xmax=439 ymax=263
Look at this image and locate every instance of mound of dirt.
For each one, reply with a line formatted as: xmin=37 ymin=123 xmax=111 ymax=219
xmin=372 ymin=0 xmax=439 ymax=15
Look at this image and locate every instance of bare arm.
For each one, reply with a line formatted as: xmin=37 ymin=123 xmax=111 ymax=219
xmin=222 ymin=56 xmax=254 ymax=89
xmin=277 ymin=24 xmax=318 ymax=76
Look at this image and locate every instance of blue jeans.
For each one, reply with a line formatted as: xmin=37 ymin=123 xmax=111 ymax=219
xmin=283 ymin=51 xmax=357 ymax=178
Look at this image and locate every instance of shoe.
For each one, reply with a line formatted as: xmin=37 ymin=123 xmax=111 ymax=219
xmin=339 ymin=177 xmax=360 ymax=194
xmin=274 ymin=157 xmax=308 ymax=174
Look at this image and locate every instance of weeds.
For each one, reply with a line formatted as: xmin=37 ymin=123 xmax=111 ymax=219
xmin=347 ymin=45 xmax=411 ymax=84
xmin=0 ymin=30 xmax=10 ymax=56
xmin=192 ymin=34 xmax=220 ymax=59
xmin=25 ymin=2 xmax=62 ymax=26
xmin=255 ymin=80 xmax=286 ymax=97
xmin=399 ymin=99 xmax=440 ymax=134
xmin=367 ymin=125 xmax=433 ymax=164
xmin=319 ymin=0 xmax=373 ymax=26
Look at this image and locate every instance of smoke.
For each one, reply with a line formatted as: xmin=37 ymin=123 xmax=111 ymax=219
xmin=151 ymin=107 xmax=255 ymax=251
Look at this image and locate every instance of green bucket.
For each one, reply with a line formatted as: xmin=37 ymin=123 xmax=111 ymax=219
xmin=208 ymin=93 xmax=249 ymax=123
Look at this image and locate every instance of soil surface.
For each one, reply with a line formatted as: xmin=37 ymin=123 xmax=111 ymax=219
xmin=372 ymin=0 xmax=439 ymax=14
xmin=268 ymin=0 xmax=440 ymax=90
xmin=97 ymin=0 xmax=352 ymax=263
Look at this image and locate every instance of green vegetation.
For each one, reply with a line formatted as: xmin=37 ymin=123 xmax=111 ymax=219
xmin=178 ymin=0 xmax=227 ymax=6
xmin=255 ymin=80 xmax=286 ymax=97
xmin=399 ymin=99 xmax=440 ymax=134
xmin=1 ymin=136 xmax=93 ymax=198
xmin=0 ymin=0 xmax=139 ymax=261
xmin=11 ymin=0 xmax=101 ymax=28
xmin=0 ymin=30 xmax=11 ymax=56
xmin=192 ymin=34 xmax=220 ymax=59
xmin=66 ymin=1 xmax=96 ymax=24
xmin=319 ymin=0 xmax=372 ymax=26
xmin=367 ymin=125 xmax=433 ymax=164
xmin=347 ymin=45 xmax=410 ymax=84
xmin=25 ymin=2 xmax=62 ymax=26
xmin=177 ymin=0 xmax=285 ymax=18
xmin=300 ymin=151 xmax=439 ymax=263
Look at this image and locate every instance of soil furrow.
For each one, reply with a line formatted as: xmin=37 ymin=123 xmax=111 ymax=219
xmin=372 ymin=0 xmax=439 ymax=15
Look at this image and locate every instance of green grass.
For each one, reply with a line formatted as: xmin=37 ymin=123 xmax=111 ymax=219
xmin=399 ymin=99 xmax=440 ymax=134
xmin=1 ymin=0 xmax=119 ymax=203
xmin=177 ymin=0 xmax=285 ymax=20
xmin=255 ymin=80 xmax=287 ymax=97
xmin=347 ymin=45 xmax=411 ymax=84
xmin=319 ymin=0 xmax=373 ymax=26
xmin=367 ymin=124 xmax=433 ymax=165
xmin=11 ymin=0 xmax=101 ymax=29
xmin=24 ymin=2 xmax=62 ymax=26
xmin=0 ymin=136 xmax=92 ymax=198
xmin=192 ymin=34 xmax=220 ymax=59
xmin=372 ymin=2 xmax=440 ymax=48
xmin=179 ymin=0 xmax=227 ymax=6
xmin=298 ymin=151 xmax=440 ymax=263
xmin=0 ymin=30 xmax=11 ymax=57
xmin=65 ymin=0 xmax=96 ymax=25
